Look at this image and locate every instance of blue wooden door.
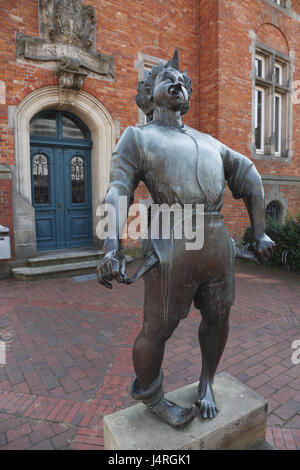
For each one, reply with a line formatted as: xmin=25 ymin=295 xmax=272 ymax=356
xmin=63 ymin=148 xmax=92 ymax=249
xmin=31 ymin=146 xmax=57 ymax=251
xmin=30 ymin=111 xmax=93 ymax=251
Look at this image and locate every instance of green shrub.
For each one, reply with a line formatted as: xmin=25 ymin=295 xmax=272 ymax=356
xmin=242 ymin=211 xmax=300 ymax=271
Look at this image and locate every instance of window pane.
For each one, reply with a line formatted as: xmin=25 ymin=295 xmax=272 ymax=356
xmin=62 ymin=115 xmax=88 ymax=139
xmin=71 ymin=155 xmax=85 ymax=203
xmin=275 ymin=65 xmax=282 ymax=85
xmin=30 ymin=112 xmax=57 ymax=136
xmin=255 ymin=55 xmax=265 ymax=78
xmin=32 ymin=154 xmax=49 ymax=204
xmin=255 ymin=89 xmax=264 ymax=152
xmin=255 ymin=58 xmax=263 ymax=77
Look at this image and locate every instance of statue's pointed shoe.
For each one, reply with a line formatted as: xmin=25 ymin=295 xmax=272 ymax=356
xmin=147 ymin=396 xmax=196 ymax=429
xmin=131 ymin=372 xmax=196 ymax=429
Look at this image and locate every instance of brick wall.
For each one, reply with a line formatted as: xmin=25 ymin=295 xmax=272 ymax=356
xmin=292 ymin=0 xmax=300 ymax=16
xmin=199 ymin=0 xmax=219 ymax=137
xmin=0 ymin=0 xmax=299 ymax=260
xmin=0 ymin=0 xmax=201 ymax=255
xmin=0 ymin=178 xmax=14 ymax=260
xmin=205 ymin=0 xmax=300 ymax=239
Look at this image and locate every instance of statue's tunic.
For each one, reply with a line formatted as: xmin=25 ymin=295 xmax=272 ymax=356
xmin=107 ymin=121 xmax=254 ymax=320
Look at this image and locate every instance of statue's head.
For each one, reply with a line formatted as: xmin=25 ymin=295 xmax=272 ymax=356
xmin=136 ymin=50 xmax=192 ymax=122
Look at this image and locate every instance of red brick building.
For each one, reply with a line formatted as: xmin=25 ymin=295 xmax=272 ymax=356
xmin=0 ymin=0 xmax=300 ymax=277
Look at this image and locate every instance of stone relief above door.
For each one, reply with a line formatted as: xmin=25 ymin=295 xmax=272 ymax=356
xmin=16 ymin=0 xmax=114 ymax=89
xmin=40 ymin=0 xmax=97 ymax=50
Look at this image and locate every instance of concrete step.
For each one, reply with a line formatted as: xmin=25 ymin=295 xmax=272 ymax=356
xmin=12 ymin=259 xmax=100 ymax=281
xmin=12 ymin=250 xmax=135 ymax=281
xmin=27 ymin=249 xmax=103 ymax=267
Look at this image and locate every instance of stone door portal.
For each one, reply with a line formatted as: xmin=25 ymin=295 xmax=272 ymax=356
xmin=30 ymin=110 xmax=93 ymax=251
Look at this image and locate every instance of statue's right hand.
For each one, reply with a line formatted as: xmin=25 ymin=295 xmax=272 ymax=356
xmin=96 ymin=251 xmax=131 ymax=289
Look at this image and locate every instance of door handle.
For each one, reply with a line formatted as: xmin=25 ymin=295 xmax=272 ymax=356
xmin=58 ymin=203 xmax=63 ymax=212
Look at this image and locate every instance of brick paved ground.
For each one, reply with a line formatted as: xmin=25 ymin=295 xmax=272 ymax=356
xmin=0 ymin=262 xmax=299 ymax=450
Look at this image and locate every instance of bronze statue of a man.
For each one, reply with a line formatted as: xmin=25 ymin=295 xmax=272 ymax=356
xmin=97 ymin=51 xmax=275 ymax=429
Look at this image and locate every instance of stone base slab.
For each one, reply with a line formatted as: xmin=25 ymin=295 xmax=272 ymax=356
xmin=103 ymin=372 xmax=268 ymax=450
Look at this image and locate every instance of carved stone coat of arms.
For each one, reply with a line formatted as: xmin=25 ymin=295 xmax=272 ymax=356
xmin=16 ymin=0 xmax=114 ymax=89
xmin=43 ymin=0 xmax=97 ymax=50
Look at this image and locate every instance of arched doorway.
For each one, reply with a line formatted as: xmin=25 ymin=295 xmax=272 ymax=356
xmin=30 ymin=110 xmax=93 ymax=251
xmin=13 ymin=86 xmax=116 ymax=258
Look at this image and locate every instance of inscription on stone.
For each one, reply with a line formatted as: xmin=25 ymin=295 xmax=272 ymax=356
xmin=16 ymin=34 xmax=114 ymax=78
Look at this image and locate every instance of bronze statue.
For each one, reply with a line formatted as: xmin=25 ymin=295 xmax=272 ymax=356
xmin=97 ymin=50 xmax=275 ymax=429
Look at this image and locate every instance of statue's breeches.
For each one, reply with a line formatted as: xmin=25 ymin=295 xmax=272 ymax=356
xmin=143 ymin=213 xmax=236 ymax=322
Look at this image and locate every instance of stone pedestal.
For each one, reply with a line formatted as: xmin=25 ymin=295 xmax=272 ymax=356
xmin=103 ymin=372 xmax=269 ymax=450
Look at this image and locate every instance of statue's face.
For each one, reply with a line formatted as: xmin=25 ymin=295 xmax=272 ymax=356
xmin=152 ymin=68 xmax=189 ymax=112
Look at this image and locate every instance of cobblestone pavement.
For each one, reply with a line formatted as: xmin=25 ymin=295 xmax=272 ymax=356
xmin=0 ymin=262 xmax=299 ymax=450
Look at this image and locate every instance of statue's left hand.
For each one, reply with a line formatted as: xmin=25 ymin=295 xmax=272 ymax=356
xmin=253 ymin=233 xmax=275 ymax=262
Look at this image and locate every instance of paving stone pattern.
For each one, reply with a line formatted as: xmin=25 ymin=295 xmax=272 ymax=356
xmin=0 ymin=263 xmax=299 ymax=450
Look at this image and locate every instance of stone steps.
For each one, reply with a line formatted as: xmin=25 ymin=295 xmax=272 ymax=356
xmin=27 ymin=249 xmax=103 ymax=267
xmin=12 ymin=248 xmax=104 ymax=281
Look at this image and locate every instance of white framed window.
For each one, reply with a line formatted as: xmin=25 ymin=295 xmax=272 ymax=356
xmin=274 ymin=93 xmax=282 ymax=155
xmin=273 ymin=0 xmax=281 ymax=5
xmin=255 ymin=87 xmax=265 ymax=153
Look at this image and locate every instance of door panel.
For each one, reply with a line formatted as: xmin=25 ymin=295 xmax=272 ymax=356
xmin=64 ymin=148 xmax=92 ymax=248
xmin=36 ymin=215 xmax=56 ymax=241
xmin=31 ymin=146 xmax=57 ymax=251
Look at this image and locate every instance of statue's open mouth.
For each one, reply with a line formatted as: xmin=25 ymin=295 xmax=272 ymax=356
xmin=168 ymin=85 xmax=183 ymax=100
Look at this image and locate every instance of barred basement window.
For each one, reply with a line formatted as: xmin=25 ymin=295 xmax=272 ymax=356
xmin=254 ymin=47 xmax=291 ymax=158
